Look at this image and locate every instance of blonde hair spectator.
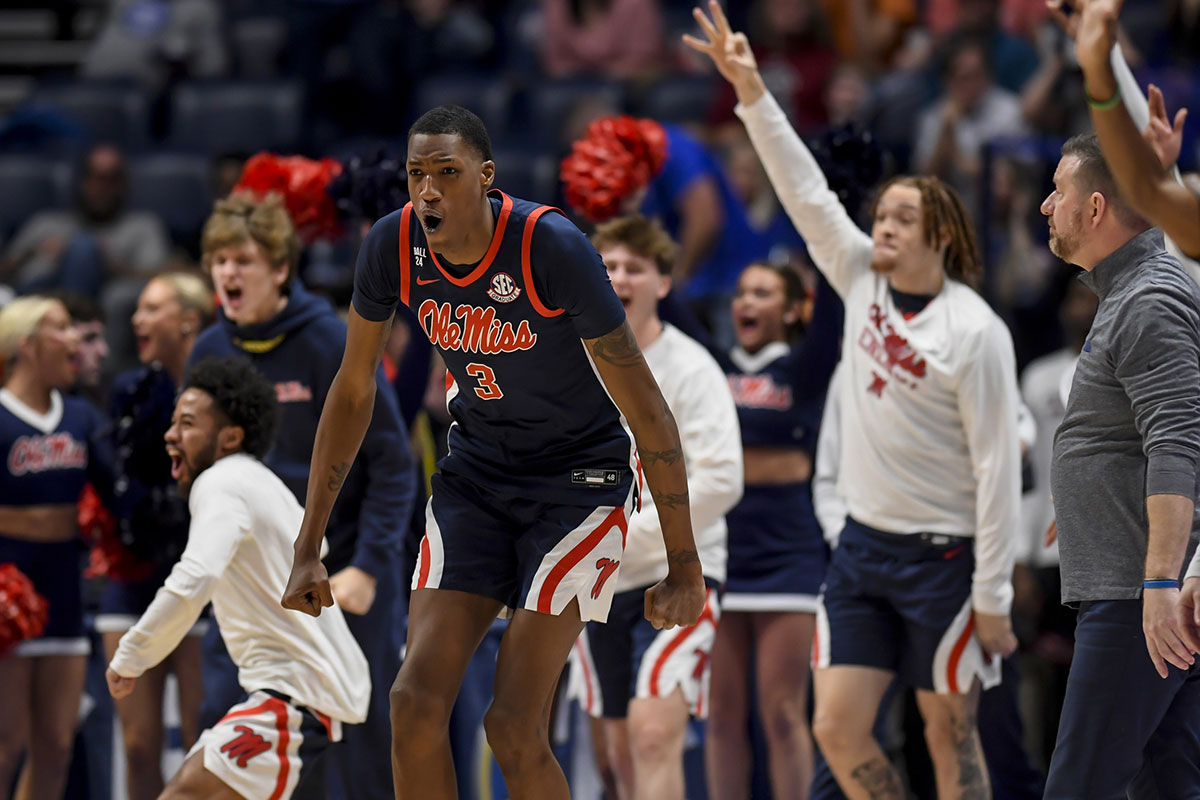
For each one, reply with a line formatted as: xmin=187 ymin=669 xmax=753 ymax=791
xmin=0 ymin=296 xmax=64 ymax=370
xmin=201 ymin=192 xmax=299 ymax=274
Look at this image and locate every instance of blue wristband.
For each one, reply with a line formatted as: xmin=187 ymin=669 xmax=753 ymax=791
xmin=1143 ymin=579 xmax=1180 ymax=589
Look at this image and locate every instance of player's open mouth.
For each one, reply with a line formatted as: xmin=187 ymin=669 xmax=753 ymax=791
xmin=422 ymin=213 xmax=444 ymax=234
xmin=168 ymin=452 xmax=183 ymax=481
xmin=223 ymin=286 xmax=243 ymax=306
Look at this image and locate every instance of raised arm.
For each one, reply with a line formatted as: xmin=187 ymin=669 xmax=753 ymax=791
xmin=1056 ymin=0 xmax=1200 ymax=257
xmin=683 ymin=1 xmax=874 ymax=297
xmin=584 ymin=321 xmax=707 ymax=629
xmin=282 ymin=306 xmax=393 ymax=616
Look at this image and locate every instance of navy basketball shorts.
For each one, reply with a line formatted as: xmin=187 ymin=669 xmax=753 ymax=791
xmin=188 ymin=689 xmax=334 ymax=800
xmin=0 ymin=534 xmax=89 ymax=657
xmin=96 ymin=563 xmax=209 ymax=637
xmin=568 ymin=580 xmax=721 ymax=719
xmin=723 ymin=482 xmax=827 ymax=613
xmin=814 ymin=518 xmax=1001 ymax=694
xmin=412 ymin=470 xmax=637 ymax=622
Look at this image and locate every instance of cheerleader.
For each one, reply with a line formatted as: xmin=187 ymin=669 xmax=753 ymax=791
xmin=0 ymin=296 xmax=110 ymax=799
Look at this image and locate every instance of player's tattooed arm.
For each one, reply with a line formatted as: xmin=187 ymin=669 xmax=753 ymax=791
xmin=587 ymin=321 xmax=645 ymax=368
xmin=327 ymin=462 xmax=351 ymax=493
xmin=640 ymin=446 xmax=683 ymax=467
xmin=849 ymin=758 xmax=904 ymax=800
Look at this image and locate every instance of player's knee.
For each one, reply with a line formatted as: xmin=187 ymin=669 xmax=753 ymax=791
xmin=759 ymin=691 xmax=807 ymax=744
xmin=122 ymin=734 xmax=163 ymax=775
xmin=812 ymin=704 xmax=865 ymax=755
xmin=29 ymin=726 xmax=75 ymax=769
xmin=483 ymin=703 xmax=543 ymax=764
xmin=628 ymin=715 xmax=683 ymax=766
xmin=389 ymin=682 xmax=451 ymax=739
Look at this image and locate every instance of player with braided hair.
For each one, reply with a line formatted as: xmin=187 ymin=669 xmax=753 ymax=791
xmin=687 ymin=4 xmax=1022 ymax=798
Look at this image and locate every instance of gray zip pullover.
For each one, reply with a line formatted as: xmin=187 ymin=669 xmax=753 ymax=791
xmin=1051 ymin=229 xmax=1200 ymax=603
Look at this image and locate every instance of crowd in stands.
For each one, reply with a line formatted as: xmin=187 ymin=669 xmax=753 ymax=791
xmin=0 ymin=0 xmax=1198 ymax=798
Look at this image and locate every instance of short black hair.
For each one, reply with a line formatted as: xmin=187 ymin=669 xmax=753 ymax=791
xmin=48 ymin=290 xmax=104 ymax=324
xmin=408 ymin=105 xmax=493 ymax=163
xmin=183 ymin=357 xmax=278 ymax=458
xmin=1061 ymin=133 xmax=1148 ymax=230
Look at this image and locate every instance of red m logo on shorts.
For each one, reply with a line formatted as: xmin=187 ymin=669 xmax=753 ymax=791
xmin=220 ymin=725 xmax=271 ymax=767
xmin=592 ymin=558 xmax=620 ymax=599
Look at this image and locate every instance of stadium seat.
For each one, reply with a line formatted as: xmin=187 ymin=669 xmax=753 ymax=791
xmin=125 ymin=152 xmax=213 ymax=248
xmin=169 ymin=81 xmax=303 ymax=155
xmin=634 ymin=75 xmax=720 ymax=124
xmin=412 ymin=75 xmax=516 ymax=144
xmin=0 ymin=154 xmax=70 ymax=239
xmin=525 ymin=78 xmax=627 ymax=148
xmin=28 ymin=80 xmax=151 ymax=150
xmin=491 ymin=149 xmax=559 ymax=205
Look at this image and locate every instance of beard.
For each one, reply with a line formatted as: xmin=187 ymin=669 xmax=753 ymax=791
xmin=176 ymin=437 xmax=221 ymax=499
xmin=1049 ymin=208 xmax=1085 ymax=262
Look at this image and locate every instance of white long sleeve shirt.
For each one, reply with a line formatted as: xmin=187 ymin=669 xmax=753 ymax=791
xmin=736 ymin=92 xmax=1021 ymax=615
xmin=617 ymin=324 xmax=743 ymax=591
xmin=110 ymin=453 xmax=370 ymax=723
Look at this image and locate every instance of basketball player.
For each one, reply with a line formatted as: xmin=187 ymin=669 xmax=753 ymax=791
xmin=107 ymin=356 xmax=369 ymax=799
xmin=686 ymin=5 xmax=1022 ymax=798
xmin=281 ymin=105 xmax=707 ymax=800
xmin=569 ymin=215 xmax=742 ymax=800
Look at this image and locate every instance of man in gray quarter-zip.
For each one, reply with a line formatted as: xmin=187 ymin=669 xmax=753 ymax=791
xmin=1042 ymin=133 xmax=1200 ymax=799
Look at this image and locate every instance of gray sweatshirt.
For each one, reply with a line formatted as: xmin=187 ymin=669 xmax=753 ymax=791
xmin=1051 ymin=229 xmax=1200 ymax=603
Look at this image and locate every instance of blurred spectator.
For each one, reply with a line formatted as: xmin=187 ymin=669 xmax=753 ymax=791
xmin=824 ymin=62 xmax=873 ymax=127
xmin=1019 ymin=21 xmax=1090 ymax=138
xmin=0 ymin=145 xmax=169 ymax=297
xmin=818 ymin=0 xmax=916 ymax=71
xmin=540 ymin=0 xmax=666 ymax=79
xmin=722 ymin=137 xmax=807 ymax=267
xmin=710 ymin=0 xmax=838 ymax=135
xmin=53 ymin=291 xmax=110 ymax=408
xmin=1167 ymin=0 xmax=1200 ymax=67
xmin=914 ymin=34 xmax=1028 ymax=218
xmin=990 ymin=156 xmax=1058 ymax=312
xmin=81 ymin=0 xmax=230 ymax=91
xmin=925 ymin=0 xmax=1040 ymax=93
xmin=344 ymin=0 xmax=495 ymax=136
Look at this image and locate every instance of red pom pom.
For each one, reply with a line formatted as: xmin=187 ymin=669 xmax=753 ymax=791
xmin=78 ymin=484 xmax=154 ymax=583
xmin=0 ymin=563 xmax=48 ymax=658
xmin=559 ymin=116 xmax=670 ymax=222
xmin=235 ymin=153 xmax=345 ymax=243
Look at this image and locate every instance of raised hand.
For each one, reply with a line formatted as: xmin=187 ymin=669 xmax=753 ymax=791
xmin=681 ymin=1 xmax=765 ymax=105
xmin=1046 ymin=0 xmax=1123 ymax=78
xmin=1144 ymin=84 xmax=1188 ymax=170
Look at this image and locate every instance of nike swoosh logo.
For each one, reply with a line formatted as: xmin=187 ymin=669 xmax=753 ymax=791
xmin=416 ymin=276 xmax=440 ymax=285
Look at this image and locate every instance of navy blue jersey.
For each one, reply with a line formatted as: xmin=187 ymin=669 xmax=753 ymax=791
xmin=725 ymin=276 xmax=843 ymax=453
xmin=1 ymin=388 xmax=107 ymax=507
xmin=353 ymin=190 xmax=633 ymax=506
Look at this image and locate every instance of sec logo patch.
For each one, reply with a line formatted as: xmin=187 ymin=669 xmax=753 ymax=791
xmin=487 ymin=272 xmax=521 ymax=303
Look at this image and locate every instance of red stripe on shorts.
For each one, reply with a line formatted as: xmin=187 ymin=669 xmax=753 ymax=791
xmin=536 ymin=506 xmax=626 ymax=614
xmin=946 ymin=613 xmax=976 ymax=694
xmin=417 ymin=534 xmax=432 ymax=589
xmin=649 ymin=594 xmax=716 ymax=695
xmin=218 ymin=696 xmax=291 ymax=800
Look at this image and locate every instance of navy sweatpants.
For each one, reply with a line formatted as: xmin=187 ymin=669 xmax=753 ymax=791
xmin=1045 ymin=599 xmax=1200 ymax=799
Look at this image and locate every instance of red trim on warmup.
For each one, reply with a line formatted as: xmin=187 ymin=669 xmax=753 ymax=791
xmin=634 ymin=455 xmax=643 ymax=515
xmin=946 ymin=613 xmax=976 ymax=694
xmin=312 ymin=709 xmax=333 ymax=739
xmin=649 ymin=593 xmax=716 ymax=695
xmin=428 ymin=190 xmax=513 ymax=286
xmin=218 ymin=697 xmax=291 ymax=800
xmin=574 ymin=639 xmax=596 ymax=714
xmin=811 ymin=625 xmax=820 ymax=670
xmin=398 ymin=204 xmax=412 ymax=308
xmin=521 ymin=206 xmax=566 ymax=318
xmin=536 ymin=506 xmax=627 ymax=613
xmin=417 ymin=534 xmax=432 ymax=589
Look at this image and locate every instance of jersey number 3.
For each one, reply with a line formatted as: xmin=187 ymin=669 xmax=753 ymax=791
xmin=465 ymin=363 xmax=503 ymax=400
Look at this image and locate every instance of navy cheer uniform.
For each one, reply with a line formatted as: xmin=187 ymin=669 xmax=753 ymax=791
xmin=0 ymin=388 xmax=110 ymax=655
xmin=721 ymin=276 xmax=842 ymax=613
xmin=353 ymin=190 xmax=637 ymax=621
